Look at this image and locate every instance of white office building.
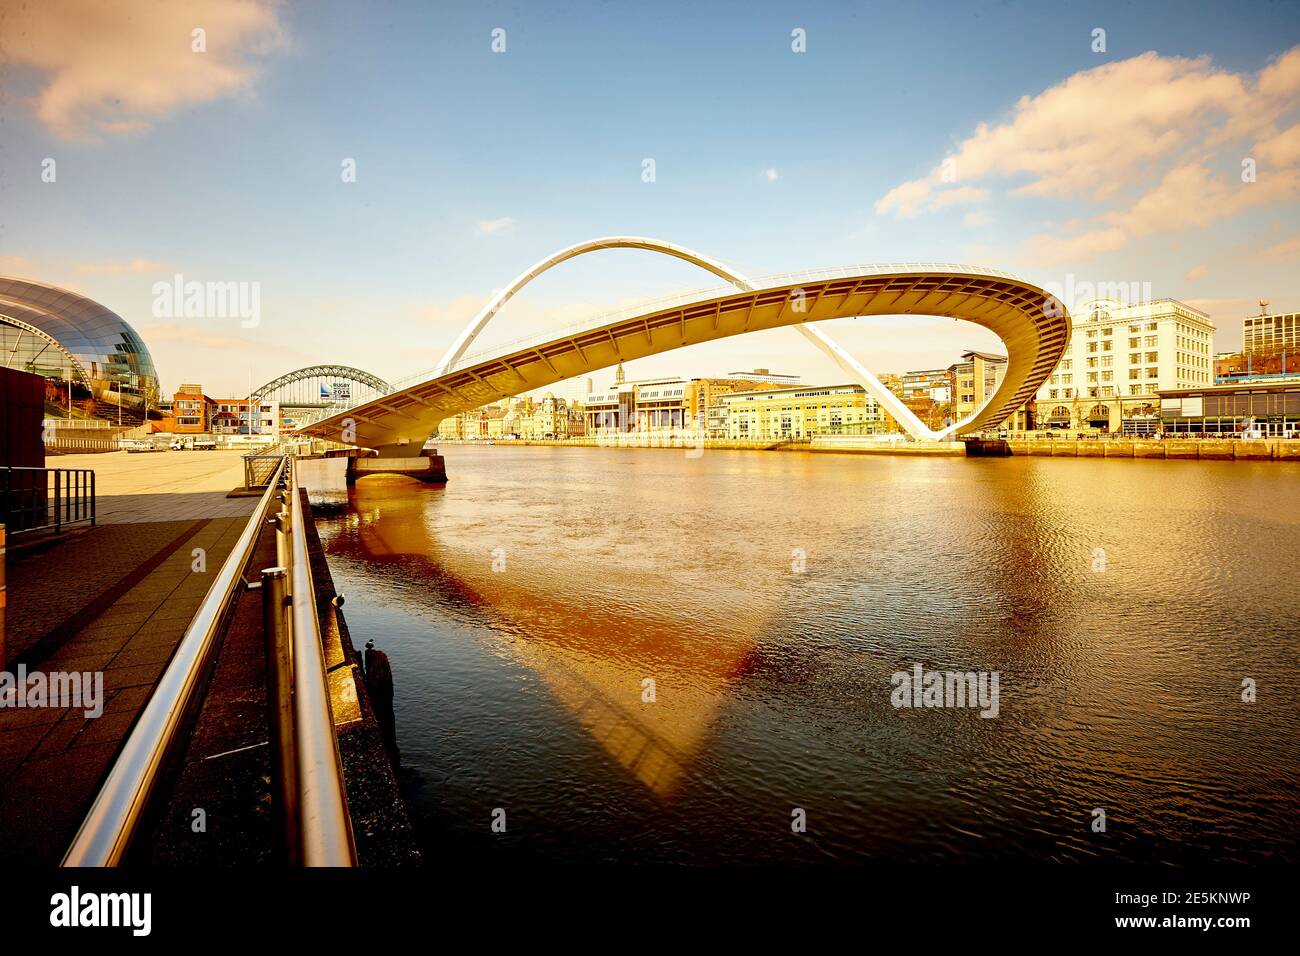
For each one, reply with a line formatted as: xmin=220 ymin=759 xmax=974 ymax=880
xmin=1035 ymin=297 xmax=1215 ymax=433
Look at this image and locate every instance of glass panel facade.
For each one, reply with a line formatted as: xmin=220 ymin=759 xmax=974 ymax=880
xmin=0 ymin=277 xmax=160 ymax=414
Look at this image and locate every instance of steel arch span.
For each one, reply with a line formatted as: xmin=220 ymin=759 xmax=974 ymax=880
xmin=250 ymin=364 xmax=391 ymax=406
xmin=429 ymin=236 xmax=994 ymax=442
xmin=296 ymin=240 xmax=1071 ymax=454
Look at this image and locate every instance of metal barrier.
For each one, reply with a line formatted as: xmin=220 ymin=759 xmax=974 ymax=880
xmin=262 ymin=461 xmax=357 ymax=865
xmin=0 ymin=466 xmax=96 ymax=535
xmin=61 ymin=457 xmax=285 ymax=865
xmin=42 ymin=418 xmax=114 ymax=429
xmin=61 ymin=455 xmax=356 ymax=866
xmin=242 ymin=450 xmax=286 ymax=488
xmin=1 ymin=523 xmax=7 ymax=671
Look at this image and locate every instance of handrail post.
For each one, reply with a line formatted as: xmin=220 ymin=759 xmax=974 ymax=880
xmin=261 ymin=566 xmax=300 ymax=865
xmin=53 ymin=470 xmax=61 ymax=534
xmin=274 ymin=506 xmax=292 ymax=596
xmin=1 ymin=523 xmax=7 ymax=672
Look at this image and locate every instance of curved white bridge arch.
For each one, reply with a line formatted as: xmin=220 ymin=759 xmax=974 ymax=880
xmin=297 ymin=241 xmax=1070 ymax=454
xmin=434 ymin=236 xmax=961 ymax=441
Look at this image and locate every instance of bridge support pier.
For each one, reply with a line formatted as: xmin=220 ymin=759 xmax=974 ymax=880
xmin=963 ymin=438 xmax=1012 ymax=456
xmin=346 ymin=452 xmax=447 ymax=484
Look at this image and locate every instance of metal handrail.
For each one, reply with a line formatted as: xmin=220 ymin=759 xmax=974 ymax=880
xmin=62 ymin=456 xmax=288 ymax=866
xmin=286 ymin=461 xmax=357 ymax=865
xmin=42 ymin=417 xmax=114 ymax=429
xmin=0 ymin=466 xmax=96 ymax=535
xmin=242 ymin=447 xmax=288 ymax=488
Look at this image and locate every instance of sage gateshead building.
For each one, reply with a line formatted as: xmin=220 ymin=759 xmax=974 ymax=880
xmin=0 ymin=277 xmax=160 ymax=425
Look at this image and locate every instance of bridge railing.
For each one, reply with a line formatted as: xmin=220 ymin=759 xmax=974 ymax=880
xmin=382 ymin=261 xmax=1034 ymax=396
xmin=242 ymin=449 xmax=287 ymax=487
xmin=266 ymin=458 xmax=357 ymax=865
xmin=62 ymin=455 xmax=356 ymax=866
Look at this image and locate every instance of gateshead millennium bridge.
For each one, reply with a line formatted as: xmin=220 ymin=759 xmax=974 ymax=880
xmin=295 ymin=237 xmax=1071 ymax=460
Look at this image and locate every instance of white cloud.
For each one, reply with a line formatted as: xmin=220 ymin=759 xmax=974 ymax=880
xmin=764 ymin=168 xmax=779 ymax=182
xmin=74 ymin=259 xmax=170 ymax=274
xmin=477 ymin=217 xmax=516 ymax=236
xmin=0 ymin=255 xmax=36 ymax=275
xmin=875 ymin=44 xmax=1300 ymax=263
xmin=4 ymin=0 xmax=285 ymax=141
xmin=133 ymin=321 xmax=257 ymax=351
xmin=1184 ymin=263 xmax=1210 ymax=282
xmin=1260 ymin=234 xmax=1300 ymax=263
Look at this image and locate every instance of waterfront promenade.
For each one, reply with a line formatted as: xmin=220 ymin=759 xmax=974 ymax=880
xmin=0 ymin=451 xmax=257 ymax=863
xmin=436 ymin=434 xmax=1300 ymax=460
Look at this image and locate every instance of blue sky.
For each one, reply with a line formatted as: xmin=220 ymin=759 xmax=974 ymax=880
xmin=2 ymin=0 xmax=1299 ymax=396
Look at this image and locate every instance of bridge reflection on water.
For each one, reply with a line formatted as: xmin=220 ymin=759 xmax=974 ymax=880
xmin=312 ymin=445 xmax=1300 ymax=865
xmin=316 ymin=469 xmax=767 ymax=801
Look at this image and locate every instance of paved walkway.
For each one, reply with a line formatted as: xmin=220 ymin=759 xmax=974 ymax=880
xmin=52 ymin=449 xmax=258 ymax=523
xmin=0 ymin=451 xmax=260 ymax=863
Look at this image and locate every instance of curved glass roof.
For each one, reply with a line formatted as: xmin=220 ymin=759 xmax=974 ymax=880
xmin=0 ymin=276 xmax=160 ymax=406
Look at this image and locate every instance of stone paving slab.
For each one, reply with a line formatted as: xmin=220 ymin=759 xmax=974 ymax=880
xmin=48 ymin=450 xmax=257 ymax=523
xmin=5 ymin=521 xmax=199 ymax=663
xmin=0 ymin=515 xmax=250 ymax=864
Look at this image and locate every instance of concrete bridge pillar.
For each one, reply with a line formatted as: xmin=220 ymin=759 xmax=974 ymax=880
xmin=346 ymin=452 xmax=447 ymax=484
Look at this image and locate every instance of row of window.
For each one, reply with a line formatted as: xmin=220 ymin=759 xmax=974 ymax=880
xmin=1047 ymin=383 xmax=1165 ymax=400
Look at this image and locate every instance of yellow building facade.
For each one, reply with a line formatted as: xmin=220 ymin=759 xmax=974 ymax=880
xmin=722 ymin=384 xmax=883 ymax=440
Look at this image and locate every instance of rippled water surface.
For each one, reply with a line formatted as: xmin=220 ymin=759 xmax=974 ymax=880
xmin=314 ymin=446 xmax=1300 ymax=864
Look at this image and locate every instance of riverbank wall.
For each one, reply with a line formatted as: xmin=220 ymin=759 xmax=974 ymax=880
xmin=1006 ymin=438 xmax=1300 ymax=460
xmin=433 ymin=436 xmax=1300 ymax=461
xmin=441 ymin=437 xmax=815 ymax=452
xmin=437 ymin=436 xmax=963 ymax=455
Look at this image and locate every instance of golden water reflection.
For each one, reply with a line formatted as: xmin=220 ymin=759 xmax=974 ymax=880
xmin=344 ymin=476 xmax=771 ymax=797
